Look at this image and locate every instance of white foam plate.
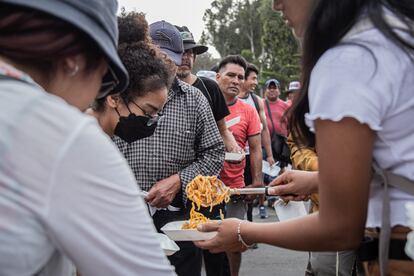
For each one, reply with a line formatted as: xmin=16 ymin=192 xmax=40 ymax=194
xmin=225 ymin=152 xmax=245 ymax=162
xmin=155 ymin=233 xmax=180 ymax=256
xmin=161 ymin=220 xmax=218 ymax=241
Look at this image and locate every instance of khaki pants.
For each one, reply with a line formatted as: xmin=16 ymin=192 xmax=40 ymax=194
xmin=307 ymin=250 xmax=357 ymax=276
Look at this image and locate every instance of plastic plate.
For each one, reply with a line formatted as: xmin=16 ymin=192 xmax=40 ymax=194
xmin=161 ymin=220 xmax=218 ymax=241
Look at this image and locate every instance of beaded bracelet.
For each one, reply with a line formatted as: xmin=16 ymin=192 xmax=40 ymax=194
xmin=237 ymin=221 xmax=253 ymax=248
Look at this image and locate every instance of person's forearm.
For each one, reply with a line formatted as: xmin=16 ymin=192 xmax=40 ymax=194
xmin=261 ymin=127 xmax=273 ymax=158
xmin=222 ymin=129 xmax=239 ymax=152
xmin=217 ymin=120 xmax=238 ymax=152
xmin=249 ymin=146 xmax=263 ymax=186
xmin=243 ymin=213 xmax=362 ymax=251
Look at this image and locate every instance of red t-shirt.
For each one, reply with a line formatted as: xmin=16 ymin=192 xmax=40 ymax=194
xmin=264 ymin=99 xmax=289 ymax=137
xmin=220 ymin=99 xmax=261 ymax=188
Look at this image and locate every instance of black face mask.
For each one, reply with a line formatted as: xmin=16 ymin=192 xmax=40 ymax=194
xmin=114 ymin=113 xmax=157 ymax=143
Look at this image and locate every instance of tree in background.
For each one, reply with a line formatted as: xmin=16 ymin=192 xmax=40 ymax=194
xmin=201 ymin=0 xmax=300 ymax=96
xmin=193 ymin=52 xmax=220 ymax=73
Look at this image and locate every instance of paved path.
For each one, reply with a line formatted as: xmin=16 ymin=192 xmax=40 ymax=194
xmin=202 ymin=205 xmax=309 ymax=276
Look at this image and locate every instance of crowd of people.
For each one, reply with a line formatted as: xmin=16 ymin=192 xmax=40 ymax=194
xmin=0 ymin=0 xmax=413 ymax=276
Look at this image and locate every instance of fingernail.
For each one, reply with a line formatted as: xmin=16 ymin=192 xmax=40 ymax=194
xmin=197 ymin=225 xmax=203 ymax=231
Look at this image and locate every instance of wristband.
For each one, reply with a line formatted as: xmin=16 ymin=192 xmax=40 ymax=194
xmin=237 ymin=221 xmax=253 ymax=248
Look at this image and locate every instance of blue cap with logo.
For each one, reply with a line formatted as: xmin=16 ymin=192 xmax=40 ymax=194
xmin=150 ymin=20 xmax=184 ymax=66
xmin=264 ymin=78 xmax=280 ymax=88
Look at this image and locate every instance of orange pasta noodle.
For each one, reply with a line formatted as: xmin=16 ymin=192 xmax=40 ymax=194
xmin=182 ymin=202 xmax=210 ymax=229
xmin=182 ymin=175 xmax=230 ymax=230
xmin=185 ymin=175 xmax=230 ymax=211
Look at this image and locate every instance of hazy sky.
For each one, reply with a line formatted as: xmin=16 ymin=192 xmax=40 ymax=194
xmin=117 ymin=0 xmax=218 ymax=55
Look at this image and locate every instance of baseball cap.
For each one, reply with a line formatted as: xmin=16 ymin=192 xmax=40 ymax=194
xmin=150 ymin=20 xmax=184 ymax=65
xmin=287 ymin=81 xmax=301 ymax=93
xmin=1 ymin=0 xmax=129 ymax=96
xmin=264 ymin=78 xmax=280 ymax=89
xmin=175 ymin=26 xmax=208 ymax=55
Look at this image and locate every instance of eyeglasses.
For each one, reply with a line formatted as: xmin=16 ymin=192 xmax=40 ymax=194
xmin=130 ymin=100 xmax=163 ymax=126
xmin=99 ymin=65 xmax=119 ymax=98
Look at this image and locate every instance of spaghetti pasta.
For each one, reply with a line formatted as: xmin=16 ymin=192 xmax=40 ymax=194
xmin=182 ymin=202 xmax=210 ymax=229
xmin=185 ymin=175 xmax=230 ymax=211
xmin=182 ymin=175 xmax=230 ymax=230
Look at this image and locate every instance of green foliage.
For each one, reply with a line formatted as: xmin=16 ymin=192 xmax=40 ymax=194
xmin=193 ymin=52 xmax=220 ymax=73
xmin=203 ymin=0 xmax=301 ymax=91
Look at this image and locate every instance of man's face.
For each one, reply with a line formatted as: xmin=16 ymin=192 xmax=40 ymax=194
xmin=177 ymin=48 xmax=194 ymax=79
xmin=216 ymin=63 xmax=245 ymax=99
xmin=265 ymin=84 xmax=280 ymax=101
xmin=243 ymin=71 xmax=258 ymax=92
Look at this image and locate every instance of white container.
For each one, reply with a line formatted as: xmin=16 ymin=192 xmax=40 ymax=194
xmin=262 ymin=160 xmax=281 ymax=177
xmin=161 ymin=220 xmax=218 ymax=241
xmin=274 ymin=199 xmax=308 ymax=222
xmin=155 ymin=233 xmax=180 ymax=256
xmin=225 ymin=152 xmax=245 ymax=162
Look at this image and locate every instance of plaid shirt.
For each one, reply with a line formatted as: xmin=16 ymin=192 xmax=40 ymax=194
xmin=113 ymin=79 xmax=225 ymax=204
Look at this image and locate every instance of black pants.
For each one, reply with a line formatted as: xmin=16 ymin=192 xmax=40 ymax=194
xmin=243 ymin=155 xmax=254 ymax=222
xmin=153 ymin=208 xmax=202 ymax=276
xmin=198 ymin=202 xmax=230 ymax=276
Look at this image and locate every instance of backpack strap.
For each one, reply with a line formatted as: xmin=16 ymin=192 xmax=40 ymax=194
xmin=372 ymin=163 xmax=414 ymax=276
xmin=250 ymin=92 xmax=260 ymax=114
xmin=197 ymin=77 xmax=213 ymax=104
xmin=264 ymin=99 xmax=275 ymax=136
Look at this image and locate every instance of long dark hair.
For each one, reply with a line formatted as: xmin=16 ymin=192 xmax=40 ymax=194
xmin=289 ymin=0 xmax=414 ymax=147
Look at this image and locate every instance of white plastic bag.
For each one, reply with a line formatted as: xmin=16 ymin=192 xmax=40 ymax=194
xmin=274 ymin=199 xmax=308 ymax=221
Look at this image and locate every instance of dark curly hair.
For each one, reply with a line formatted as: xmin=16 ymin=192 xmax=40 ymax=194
xmin=92 ymin=11 xmax=174 ymax=111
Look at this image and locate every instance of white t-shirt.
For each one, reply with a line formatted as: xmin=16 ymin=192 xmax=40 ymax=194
xmin=0 ymin=74 xmax=175 ymax=275
xmin=305 ymin=19 xmax=414 ymax=227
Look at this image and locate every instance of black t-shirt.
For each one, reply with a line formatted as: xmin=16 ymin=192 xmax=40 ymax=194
xmin=192 ymin=76 xmax=230 ymax=122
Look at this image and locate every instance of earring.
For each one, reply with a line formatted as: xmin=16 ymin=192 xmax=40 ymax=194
xmin=69 ymin=65 xmax=79 ymax=77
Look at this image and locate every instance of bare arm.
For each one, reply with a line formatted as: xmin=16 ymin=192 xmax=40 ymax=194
xmin=217 ymin=118 xmax=242 ymax=153
xmin=257 ymin=99 xmax=275 ymax=165
xmin=246 ymin=134 xmax=263 ymax=187
xmin=196 ymin=118 xmax=374 ymax=252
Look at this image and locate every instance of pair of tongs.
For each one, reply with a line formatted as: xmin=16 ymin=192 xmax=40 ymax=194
xmin=229 ymin=187 xmax=271 ymax=196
